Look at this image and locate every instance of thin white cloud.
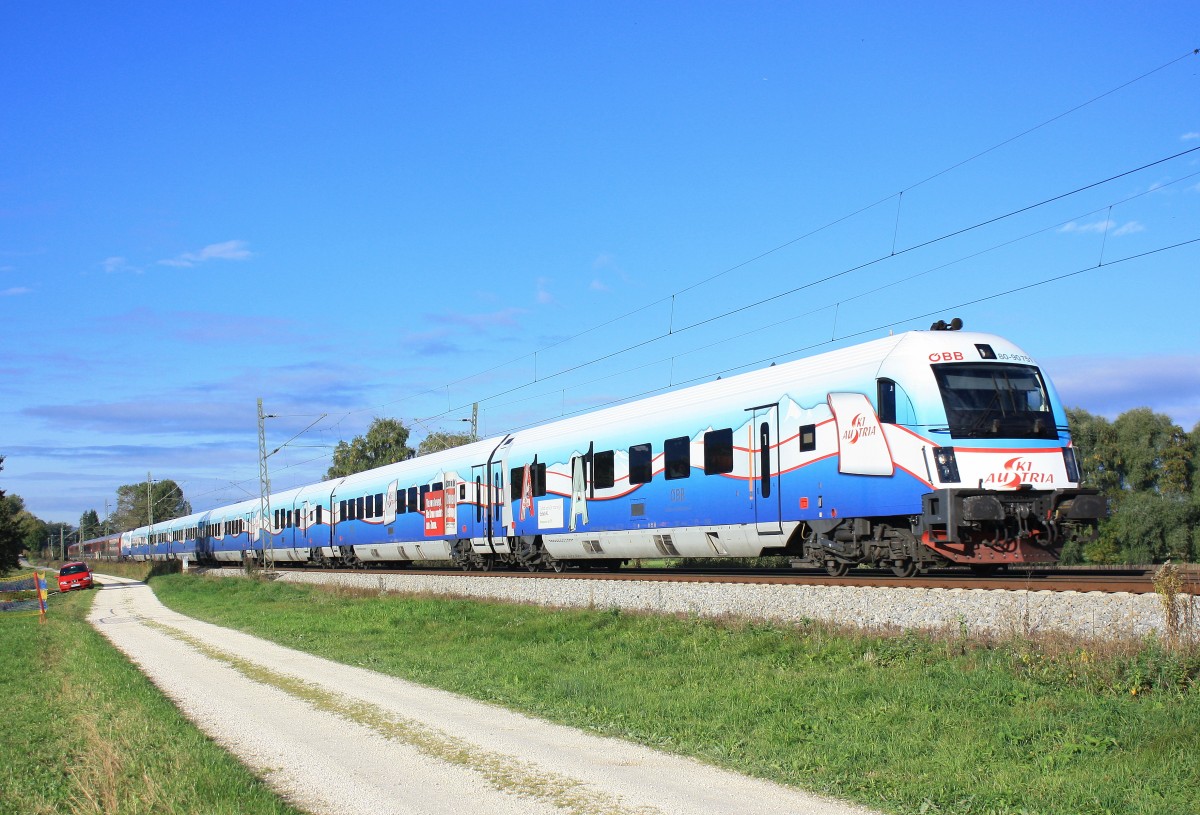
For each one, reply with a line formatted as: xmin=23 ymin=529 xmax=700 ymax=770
xmin=1046 ymin=353 xmax=1200 ymax=429
xmin=102 ymin=256 xmax=141 ymax=274
xmin=536 ymin=277 xmax=554 ymax=305
xmin=590 ymin=279 xmax=611 ymax=292
xmin=1058 ymin=219 xmax=1142 ymax=236
xmin=1 ymin=286 xmax=31 ymax=296
xmin=1060 ymin=218 xmax=1113 ymax=234
xmin=1112 ymin=221 xmax=1145 ymax=236
xmin=158 ymin=240 xmax=253 ymax=268
xmin=1182 ymin=132 xmax=1200 ymax=141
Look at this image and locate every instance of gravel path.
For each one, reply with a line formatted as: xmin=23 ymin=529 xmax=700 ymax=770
xmin=88 ymin=575 xmax=881 ymax=815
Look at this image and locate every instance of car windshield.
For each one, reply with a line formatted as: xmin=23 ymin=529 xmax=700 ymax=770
xmin=60 ymin=564 xmax=88 ymax=575
xmin=932 ymin=363 xmax=1058 ymax=440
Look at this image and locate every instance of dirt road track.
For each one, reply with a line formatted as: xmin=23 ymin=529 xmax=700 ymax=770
xmin=88 ymin=575 xmax=880 ymax=815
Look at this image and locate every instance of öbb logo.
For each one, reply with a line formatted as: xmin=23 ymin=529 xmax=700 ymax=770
xmin=983 ymin=457 xmax=1055 ymax=488
xmin=841 ymin=413 xmax=876 ymax=445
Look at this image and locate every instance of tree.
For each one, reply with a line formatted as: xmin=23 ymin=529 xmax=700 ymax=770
xmin=0 ymin=456 xmax=24 ymax=572
xmin=417 ymin=431 xmax=474 ymax=457
xmin=79 ymin=509 xmax=102 ymax=541
xmin=42 ymin=522 xmax=76 ymax=561
xmin=110 ymin=479 xmax=191 ymax=532
xmin=1111 ymin=408 xmax=1191 ymax=496
xmin=1065 ymin=408 xmax=1121 ymax=495
xmin=325 ymin=418 xmax=415 ymax=479
xmin=1068 ymin=407 xmax=1199 ymax=564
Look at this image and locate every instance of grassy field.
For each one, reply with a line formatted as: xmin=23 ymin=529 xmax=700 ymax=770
xmin=0 ymin=581 xmax=304 ymax=815
xmin=149 ymin=573 xmax=1200 ymax=815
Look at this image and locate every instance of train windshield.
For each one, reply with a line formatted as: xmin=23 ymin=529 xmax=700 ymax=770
xmin=932 ymin=363 xmax=1057 ymax=440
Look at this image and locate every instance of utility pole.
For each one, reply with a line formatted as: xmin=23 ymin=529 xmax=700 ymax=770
xmin=257 ymin=398 xmax=273 ymax=575
xmin=471 ymin=402 xmax=479 ymax=441
xmin=147 ymin=471 xmax=154 ymax=554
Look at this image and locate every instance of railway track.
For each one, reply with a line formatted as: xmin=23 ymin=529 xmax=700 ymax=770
xmin=226 ymin=564 xmax=1198 ymax=595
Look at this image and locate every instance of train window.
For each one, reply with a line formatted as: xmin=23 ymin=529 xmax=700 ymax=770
xmin=459 ymin=483 xmax=466 ymax=500
xmin=287 ymin=510 xmax=293 ymax=528
xmin=799 ymin=424 xmax=817 ymax=452
xmin=419 ymin=484 xmax=429 ymax=510
xmin=432 ymin=482 xmax=443 ymax=495
xmin=593 ymin=451 xmax=615 ymax=489
xmin=703 ymin=428 xmax=734 ymax=474
xmin=664 ymin=436 xmax=691 ymax=480
xmin=531 ymin=464 xmax=546 ymax=497
xmin=315 ymin=505 xmax=324 ymax=525
xmin=339 ymin=500 xmax=347 ymax=521
xmin=397 ymin=487 xmax=407 ymax=514
xmin=475 ymin=477 xmax=483 ymax=523
xmin=493 ymin=470 xmax=503 ymax=520
xmin=759 ymin=422 xmax=771 ymax=498
xmin=357 ymin=496 xmax=366 ymax=519
xmin=407 ymin=486 xmax=419 ymax=513
xmin=629 ymin=443 xmax=653 ymax=485
xmin=374 ymin=493 xmax=384 ymax=517
xmin=932 ymin=362 xmax=1056 ymax=440
xmin=877 ymin=379 xmax=897 ymax=424
xmin=510 ymin=467 xmax=524 ymax=501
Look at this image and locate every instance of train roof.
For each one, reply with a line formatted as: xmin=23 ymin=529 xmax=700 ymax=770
xmin=505 ymin=329 xmax=1034 ymax=446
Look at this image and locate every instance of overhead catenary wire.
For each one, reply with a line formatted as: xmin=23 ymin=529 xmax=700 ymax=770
xmin=146 ymin=48 xmax=1200 ymax=513
xmin=489 ymin=235 xmax=1200 ymax=436
xmin=317 ymin=48 xmax=1199 ymax=430
xmin=401 ymin=145 xmax=1200 ymax=429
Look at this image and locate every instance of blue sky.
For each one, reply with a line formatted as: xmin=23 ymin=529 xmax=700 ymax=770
xmin=3 ymin=2 xmax=1198 ymax=524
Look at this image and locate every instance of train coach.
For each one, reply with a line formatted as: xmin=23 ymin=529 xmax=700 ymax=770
xmin=69 ymin=532 xmax=123 ymax=561
xmin=122 ymin=324 xmax=1104 ymax=575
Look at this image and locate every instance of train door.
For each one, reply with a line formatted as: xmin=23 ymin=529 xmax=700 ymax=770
xmin=748 ymin=403 xmax=783 ymax=535
xmin=469 ymin=463 xmax=488 ymax=544
xmin=494 ymin=436 xmax=515 ymax=543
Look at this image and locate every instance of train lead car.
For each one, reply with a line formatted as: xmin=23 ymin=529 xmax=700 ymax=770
xmin=121 ymin=324 xmax=1104 ymax=576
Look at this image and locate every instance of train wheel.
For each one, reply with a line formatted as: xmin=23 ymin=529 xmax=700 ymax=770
xmin=825 ymin=560 xmax=849 ymax=577
xmin=476 ymin=554 xmax=495 ymax=572
xmin=890 ymin=559 xmax=918 ymax=578
xmin=549 ymin=557 xmax=566 ymax=573
xmin=451 ymin=540 xmax=473 ymax=571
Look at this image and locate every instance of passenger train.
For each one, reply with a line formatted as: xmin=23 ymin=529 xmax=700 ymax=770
xmin=110 ymin=324 xmax=1104 ymax=576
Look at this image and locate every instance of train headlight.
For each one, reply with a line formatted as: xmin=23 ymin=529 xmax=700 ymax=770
xmin=932 ymin=447 xmax=961 ymax=483
xmin=1063 ymin=447 xmax=1081 ymax=483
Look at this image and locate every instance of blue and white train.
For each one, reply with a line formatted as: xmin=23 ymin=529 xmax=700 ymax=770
xmin=121 ymin=324 xmax=1104 ymax=576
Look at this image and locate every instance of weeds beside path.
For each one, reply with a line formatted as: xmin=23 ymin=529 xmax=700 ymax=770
xmin=0 ymin=580 xmax=304 ymax=815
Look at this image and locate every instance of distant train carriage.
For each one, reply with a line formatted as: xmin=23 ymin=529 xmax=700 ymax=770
xmin=122 ymin=326 xmax=1101 ymax=575
xmin=70 ymin=532 xmax=123 ymax=561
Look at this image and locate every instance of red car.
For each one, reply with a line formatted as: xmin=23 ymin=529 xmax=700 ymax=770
xmin=58 ymin=561 xmax=94 ymax=592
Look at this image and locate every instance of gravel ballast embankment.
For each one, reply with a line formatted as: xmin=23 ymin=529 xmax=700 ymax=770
xmin=270 ymin=571 xmax=1175 ymax=641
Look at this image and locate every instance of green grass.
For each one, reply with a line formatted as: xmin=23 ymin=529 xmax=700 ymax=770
xmin=0 ymin=585 xmax=304 ymax=815
xmin=149 ymin=574 xmax=1200 ymax=815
